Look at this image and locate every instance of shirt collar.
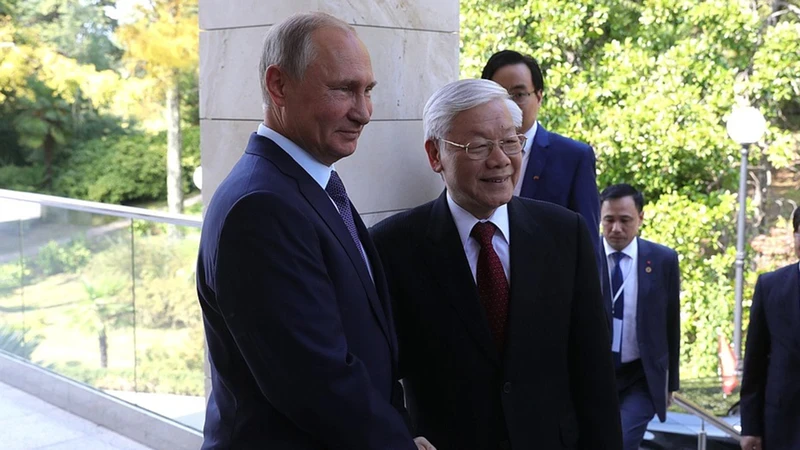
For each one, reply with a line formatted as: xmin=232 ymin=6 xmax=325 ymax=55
xmin=603 ymin=236 xmax=638 ymax=261
xmin=257 ymin=123 xmax=333 ymax=190
xmin=521 ymin=121 xmax=538 ymax=155
xmin=446 ymin=192 xmax=510 ymax=248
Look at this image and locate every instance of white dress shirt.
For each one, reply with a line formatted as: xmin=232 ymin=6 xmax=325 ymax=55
xmin=513 ymin=121 xmax=539 ymax=197
xmin=257 ymin=124 xmax=372 ymax=277
xmin=603 ymin=236 xmax=640 ymax=363
xmin=446 ymin=193 xmax=511 ymax=284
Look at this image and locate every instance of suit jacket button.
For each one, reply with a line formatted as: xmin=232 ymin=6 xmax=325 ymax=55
xmin=503 ymin=382 xmax=512 ymax=394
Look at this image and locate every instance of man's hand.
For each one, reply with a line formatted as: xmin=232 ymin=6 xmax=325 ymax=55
xmin=414 ymin=436 xmax=437 ymax=450
xmin=740 ymin=435 xmax=762 ymax=450
xmin=667 ymin=392 xmax=675 ymax=408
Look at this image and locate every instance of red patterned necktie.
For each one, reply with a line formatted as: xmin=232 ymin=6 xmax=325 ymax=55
xmin=471 ymin=221 xmax=510 ymax=352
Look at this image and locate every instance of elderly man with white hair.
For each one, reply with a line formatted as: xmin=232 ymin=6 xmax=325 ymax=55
xmin=372 ymin=79 xmax=622 ymax=450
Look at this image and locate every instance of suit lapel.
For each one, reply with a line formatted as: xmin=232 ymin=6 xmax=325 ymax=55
xmin=505 ymin=198 xmax=559 ymax=363
xmin=519 ymin=125 xmax=551 ymax=199
xmin=423 ymin=192 xmax=500 ymax=367
xmin=355 ymin=212 xmax=396 ymax=355
xmin=636 ymin=238 xmax=652 ymax=337
xmin=251 ymin=134 xmax=392 ymax=347
xmin=780 ymin=265 xmax=800 ymax=350
xmin=599 ymin=240 xmax=613 ymax=328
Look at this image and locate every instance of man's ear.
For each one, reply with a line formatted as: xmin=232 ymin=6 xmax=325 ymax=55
xmin=425 ymin=139 xmax=443 ymax=173
xmin=265 ymin=65 xmax=289 ymax=108
xmin=535 ymin=90 xmax=544 ymax=104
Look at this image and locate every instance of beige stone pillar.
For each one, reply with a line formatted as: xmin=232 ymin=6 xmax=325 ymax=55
xmin=198 ymin=0 xmax=460 ymax=398
xmin=199 ymin=0 xmax=460 ymax=224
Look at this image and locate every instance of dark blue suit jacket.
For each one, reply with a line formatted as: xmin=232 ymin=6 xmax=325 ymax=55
xmin=196 ymin=133 xmax=415 ymax=450
xmin=601 ymin=237 xmax=681 ymax=422
xmin=519 ymin=125 xmax=600 ymax=258
xmin=372 ymin=193 xmax=622 ymax=450
xmin=741 ymin=263 xmax=800 ymax=448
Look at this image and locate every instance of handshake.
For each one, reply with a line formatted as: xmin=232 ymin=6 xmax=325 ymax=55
xmin=414 ymin=436 xmax=436 ymax=450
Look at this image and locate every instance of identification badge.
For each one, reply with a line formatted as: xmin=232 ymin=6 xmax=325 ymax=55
xmin=612 ymin=318 xmax=623 ymax=353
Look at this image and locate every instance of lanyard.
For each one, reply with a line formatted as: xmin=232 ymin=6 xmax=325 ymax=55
xmin=608 ymin=253 xmax=635 ymax=309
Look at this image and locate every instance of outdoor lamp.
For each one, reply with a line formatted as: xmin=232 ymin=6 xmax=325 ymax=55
xmin=726 ymin=105 xmax=766 ymax=372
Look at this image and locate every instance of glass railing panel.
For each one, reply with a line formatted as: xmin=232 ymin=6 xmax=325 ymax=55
xmin=129 ymin=220 xmax=205 ymax=431
xmin=642 ymin=405 xmax=700 ymax=449
xmin=17 ymin=205 xmax=137 ymax=395
xmin=0 ymin=189 xmax=205 ymax=432
xmin=0 ymin=198 xmax=29 ymax=359
xmin=646 ymin=376 xmax=742 ymax=448
xmin=677 ymin=377 xmax=741 ymax=417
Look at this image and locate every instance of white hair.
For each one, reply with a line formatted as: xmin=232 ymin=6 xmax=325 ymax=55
xmin=423 ymin=79 xmax=522 ymax=141
xmin=259 ymin=12 xmax=354 ymax=111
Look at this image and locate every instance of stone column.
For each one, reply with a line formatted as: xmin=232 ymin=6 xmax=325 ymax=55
xmin=198 ymin=0 xmax=460 ymax=397
xmin=199 ymin=0 xmax=459 ymax=224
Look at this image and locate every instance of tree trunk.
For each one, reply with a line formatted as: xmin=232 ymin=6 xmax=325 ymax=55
xmin=99 ymin=325 xmax=108 ymax=369
xmin=166 ymin=69 xmax=183 ymax=215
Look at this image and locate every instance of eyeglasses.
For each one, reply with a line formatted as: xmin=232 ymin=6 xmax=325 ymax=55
xmin=440 ymin=134 xmax=527 ymax=161
xmin=509 ymin=90 xmax=539 ymax=104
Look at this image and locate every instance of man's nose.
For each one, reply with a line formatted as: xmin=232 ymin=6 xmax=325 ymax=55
xmin=349 ymin=94 xmax=371 ymax=125
xmin=485 ymin=142 xmax=511 ymax=167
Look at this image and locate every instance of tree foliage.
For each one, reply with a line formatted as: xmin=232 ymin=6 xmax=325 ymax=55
xmin=13 ymin=0 xmax=122 ymax=70
xmin=0 ymin=0 xmax=200 ymax=206
xmin=462 ymin=0 xmax=800 ymax=377
xmin=0 ymin=4 xmax=123 ymax=185
xmin=116 ymin=0 xmax=199 ymax=214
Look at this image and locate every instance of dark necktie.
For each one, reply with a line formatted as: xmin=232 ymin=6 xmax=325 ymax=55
xmin=471 ymin=221 xmax=509 ymax=353
xmin=611 ymin=251 xmax=625 ymax=368
xmin=325 ymin=171 xmax=368 ymax=268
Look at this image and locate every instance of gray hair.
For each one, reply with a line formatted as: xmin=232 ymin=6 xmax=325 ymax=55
xmin=259 ymin=12 xmax=354 ymax=110
xmin=423 ymin=79 xmax=522 ymax=141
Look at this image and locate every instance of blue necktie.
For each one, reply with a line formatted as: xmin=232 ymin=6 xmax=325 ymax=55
xmin=326 ymin=171 xmax=368 ymax=268
xmin=612 ymin=251 xmax=625 ymax=368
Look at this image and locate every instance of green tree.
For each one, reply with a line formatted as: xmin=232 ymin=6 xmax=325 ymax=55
xmin=13 ymin=0 xmax=122 ymax=71
xmin=117 ymin=0 xmax=198 ymax=215
xmin=461 ymin=0 xmax=800 ymax=377
xmin=0 ymin=7 xmax=124 ymax=187
xmin=79 ymin=276 xmax=132 ymax=369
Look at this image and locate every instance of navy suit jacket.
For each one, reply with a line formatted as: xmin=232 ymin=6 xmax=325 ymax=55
xmin=600 ymin=237 xmax=681 ymax=422
xmin=196 ymin=133 xmax=415 ymax=450
xmin=741 ymin=263 xmax=800 ymax=448
xmin=372 ymin=193 xmax=622 ymax=450
xmin=519 ymin=125 xmax=600 ymax=259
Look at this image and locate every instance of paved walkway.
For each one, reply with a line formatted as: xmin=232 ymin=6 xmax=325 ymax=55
xmin=0 ymin=381 xmax=153 ymax=450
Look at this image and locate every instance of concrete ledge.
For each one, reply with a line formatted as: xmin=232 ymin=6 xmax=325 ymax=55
xmin=0 ymin=351 xmax=203 ymax=450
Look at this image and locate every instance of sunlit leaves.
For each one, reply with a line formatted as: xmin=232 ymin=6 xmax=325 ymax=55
xmin=461 ymin=0 xmax=800 ymax=377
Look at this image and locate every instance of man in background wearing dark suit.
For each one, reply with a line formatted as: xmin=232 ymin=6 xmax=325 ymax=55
xmin=196 ymin=12 xmax=432 ymax=450
xmin=599 ymin=184 xmax=681 ymax=450
xmin=372 ymin=79 xmax=621 ymax=450
xmin=482 ymin=50 xmax=600 ymax=259
xmin=740 ymin=207 xmax=800 ymax=450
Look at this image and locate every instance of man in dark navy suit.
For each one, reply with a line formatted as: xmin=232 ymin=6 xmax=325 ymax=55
xmin=740 ymin=207 xmax=800 ymax=450
xmin=372 ymin=79 xmax=621 ymax=450
xmin=196 ymin=12 xmax=431 ymax=450
xmin=481 ymin=50 xmax=600 ymax=259
xmin=598 ymin=184 xmax=681 ymax=450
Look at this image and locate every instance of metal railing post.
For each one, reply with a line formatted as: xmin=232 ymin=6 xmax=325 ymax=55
xmin=698 ymin=420 xmax=707 ymax=450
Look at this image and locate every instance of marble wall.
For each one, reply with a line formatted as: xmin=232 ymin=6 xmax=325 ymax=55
xmin=199 ymin=0 xmax=460 ymax=225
